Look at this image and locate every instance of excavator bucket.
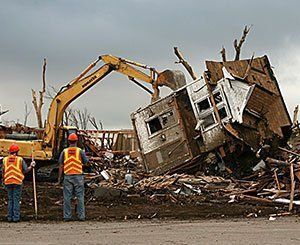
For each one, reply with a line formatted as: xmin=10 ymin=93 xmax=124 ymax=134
xmin=156 ymin=70 xmax=186 ymax=91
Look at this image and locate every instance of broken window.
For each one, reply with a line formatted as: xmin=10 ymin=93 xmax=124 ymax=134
xmin=147 ymin=110 xmax=176 ymax=135
xmin=197 ymin=98 xmax=210 ymax=113
xmin=213 ymin=92 xmax=223 ymax=104
xmin=218 ymin=107 xmax=228 ymax=120
xmin=202 ymin=113 xmax=215 ymax=129
xmin=161 ymin=111 xmax=175 ymax=127
xmin=148 ymin=117 xmax=162 ymax=134
xmin=194 ymin=89 xmax=230 ymax=132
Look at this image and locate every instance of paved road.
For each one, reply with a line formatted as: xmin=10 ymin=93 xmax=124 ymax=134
xmin=0 ymin=217 xmax=299 ymax=244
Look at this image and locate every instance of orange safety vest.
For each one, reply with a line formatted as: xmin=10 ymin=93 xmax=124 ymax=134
xmin=63 ymin=147 xmax=83 ymax=175
xmin=3 ymin=156 xmax=25 ymax=185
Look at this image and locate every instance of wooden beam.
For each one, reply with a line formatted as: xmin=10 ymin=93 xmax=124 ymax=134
xmin=289 ymin=163 xmax=295 ymax=211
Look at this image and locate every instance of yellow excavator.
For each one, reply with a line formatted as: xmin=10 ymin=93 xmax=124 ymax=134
xmin=0 ymin=54 xmax=185 ymax=168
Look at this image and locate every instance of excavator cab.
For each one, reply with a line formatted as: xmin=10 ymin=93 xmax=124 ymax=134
xmin=38 ymin=126 xmax=79 ymax=181
xmin=56 ymin=126 xmax=78 ymax=157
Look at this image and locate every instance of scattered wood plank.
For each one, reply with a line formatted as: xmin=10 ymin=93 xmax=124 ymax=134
xmin=278 ymin=147 xmax=300 ymax=158
xmin=289 ymin=163 xmax=295 ymax=211
xmin=239 ymin=194 xmax=273 ymax=204
xmin=274 ymin=169 xmax=281 ymax=191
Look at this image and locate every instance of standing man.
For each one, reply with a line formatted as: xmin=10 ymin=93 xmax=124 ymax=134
xmin=2 ymin=143 xmax=35 ymax=222
xmin=57 ymin=133 xmax=88 ymax=221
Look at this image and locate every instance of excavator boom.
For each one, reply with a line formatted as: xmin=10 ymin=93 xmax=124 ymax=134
xmin=43 ymin=54 xmax=186 ymax=155
xmin=0 ymin=54 xmax=185 ymax=160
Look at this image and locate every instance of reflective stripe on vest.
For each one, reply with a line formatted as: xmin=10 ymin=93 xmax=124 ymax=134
xmin=63 ymin=147 xmax=83 ymax=175
xmin=3 ymin=156 xmax=24 ymax=185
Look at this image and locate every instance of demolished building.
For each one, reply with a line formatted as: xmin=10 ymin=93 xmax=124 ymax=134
xmin=131 ymin=55 xmax=292 ymax=175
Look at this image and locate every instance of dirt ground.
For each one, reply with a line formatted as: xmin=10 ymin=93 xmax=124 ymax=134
xmin=1 ymin=182 xmax=300 ymax=244
xmin=0 ymin=217 xmax=300 ymax=244
xmin=0 ymin=182 xmax=288 ymax=221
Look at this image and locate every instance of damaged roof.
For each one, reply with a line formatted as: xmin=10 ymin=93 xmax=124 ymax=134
xmin=205 ymin=55 xmax=292 ymax=137
xmin=206 ymin=55 xmax=279 ymax=94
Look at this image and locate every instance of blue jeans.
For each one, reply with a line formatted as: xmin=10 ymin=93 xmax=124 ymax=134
xmin=5 ymin=184 xmax=22 ymax=221
xmin=63 ymin=175 xmax=85 ymax=220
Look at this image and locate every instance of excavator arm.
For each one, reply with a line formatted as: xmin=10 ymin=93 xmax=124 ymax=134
xmin=43 ymin=54 xmax=185 ymax=153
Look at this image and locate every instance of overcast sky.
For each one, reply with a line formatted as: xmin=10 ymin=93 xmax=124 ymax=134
xmin=0 ymin=0 xmax=300 ymax=129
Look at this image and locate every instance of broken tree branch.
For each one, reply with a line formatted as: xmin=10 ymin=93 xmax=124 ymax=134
xmin=173 ymin=47 xmax=197 ymax=80
xmin=32 ymin=58 xmax=47 ymax=128
xmin=23 ymin=102 xmax=32 ymax=127
xmin=220 ymin=46 xmax=226 ymax=62
xmin=234 ymin=25 xmax=251 ymax=61
xmin=293 ymin=105 xmax=299 ymax=126
xmin=0 ymin=109 xmax=9 ymax=117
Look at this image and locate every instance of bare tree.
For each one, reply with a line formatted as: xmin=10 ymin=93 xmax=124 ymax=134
xmin=45 ymin=85 xmax=73 ymax=127
xmin=233 ymin=25 xmax=251 ymax=61
xmin=0 ymin=106 xmax=9 ymax=124
xmin=89 ymin=116 xmax=103 ymax=130
xmin=32 ymin=58 xmax=47 ymax=128
xmin=174 ymin=47 xmax=198 ymax=80
xmin=45 ymin=84 xmax=98 ymax=130
xmin=45 ymin=85 xmax=58 ymax=100
xmin=63 ymin=108 xmax=73 ymax=126
xmin=23 ymin=102 xmax=32 ymax=127
xmin=220 ymin=25 xmax=252 ymax=61
xmin=77 ymin=108 xmax=90 ymax=130
xmin=69 ymin=108 xmax=89 ymax=129
xmin=69 ymin=110 xmax=79 ymax=128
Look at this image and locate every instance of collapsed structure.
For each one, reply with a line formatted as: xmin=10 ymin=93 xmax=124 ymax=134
xmin=132 ymin=55 xmax=292 ymax=174
xmin=2 ymin=53 xmax=300 ymax=216
xmin=0 ymin=55 xmax=292 ymax=179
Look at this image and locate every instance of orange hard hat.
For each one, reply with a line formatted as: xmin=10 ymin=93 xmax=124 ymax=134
xmin=68 ymin=133 xmax=78 ymax=141
xmin=9 ymin=143 xmax=20 ymax=153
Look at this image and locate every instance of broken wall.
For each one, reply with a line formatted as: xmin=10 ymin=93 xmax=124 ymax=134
xmin=131 ymin=89 xmax=196 ymax=174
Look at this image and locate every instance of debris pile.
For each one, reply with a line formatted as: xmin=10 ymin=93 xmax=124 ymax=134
xmin=85 ymin=153 xmax=146 ymax=189
xmin=83 ymin=135 xmax=300 ymax=213
xmin=227 ymin=147 xmax=300 ymax=210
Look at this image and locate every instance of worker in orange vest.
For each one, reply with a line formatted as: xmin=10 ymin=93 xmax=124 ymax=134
xmin=1 ymin=143 xmax=35 ymax=222
xmin=57 ymin=133 xmax=88 ymax=221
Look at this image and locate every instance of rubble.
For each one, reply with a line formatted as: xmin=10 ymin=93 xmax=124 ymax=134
xmin=2 ymin=110 xmax=300 ymax=215
xmin=81 ymin=126 xmax=300 ymax=214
